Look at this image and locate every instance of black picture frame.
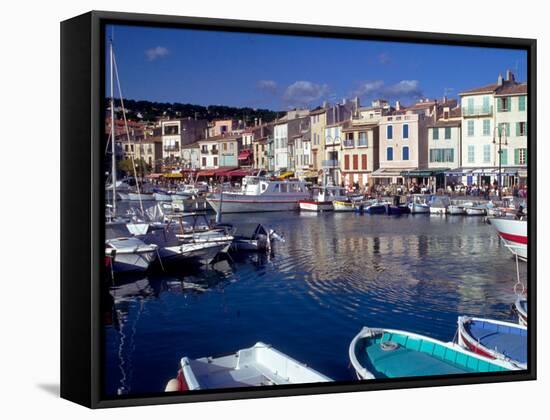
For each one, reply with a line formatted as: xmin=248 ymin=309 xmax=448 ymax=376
xmin=60 ymin=10 xmax=536 ymax=409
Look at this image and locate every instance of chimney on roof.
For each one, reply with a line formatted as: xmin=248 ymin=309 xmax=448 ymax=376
xmin=497 ymin=73 xmax=503 ymax=86
xmin=322 ymin=100 xmax=328 ymax=109
xmin=443 ymin=95 xmax=448 ymax=104
xmin=395 ymin=100 xmax=401 ymax=111
xmin=506 ymin=69 xmax=515 ymax=82
xmin=254 ymin=117 xmax=258 ymax=126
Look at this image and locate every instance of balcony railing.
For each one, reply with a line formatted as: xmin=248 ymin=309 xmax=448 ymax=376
xmin=322 ymin=159 xmax=339 ymax=168
xmin=163 ymin=146 xmax=180 ymax=152
xmin=343 ymin=139 xmax=355 ymax=148
xmin=462 ymin=106 xmax=493 ymax=117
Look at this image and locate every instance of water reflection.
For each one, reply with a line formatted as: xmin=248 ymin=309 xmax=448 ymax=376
xmin=104 ymin=211 xmax=527 ymax=396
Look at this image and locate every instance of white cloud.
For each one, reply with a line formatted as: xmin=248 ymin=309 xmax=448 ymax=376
xmin=352 ymin=79 xmax=422 ymax=100
xmin=257 ymin=80 xmax=278 ymax=93
xmin=282 ymin=81 xmax=330 ymax=106
xmin=145 ymin=46 xmax=169 ymax=61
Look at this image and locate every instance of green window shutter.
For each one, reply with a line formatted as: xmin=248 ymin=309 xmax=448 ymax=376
xmin=506 ymin=123 xmax=510 ymax=137
xmin=518 ymin=96 xmax=526 ymax=111
xmin=516 ymin=122 xmax=520 ymax=136
xmin=514 ymin=148 xmax=520 ymax=165
xmin=497 ymin=98 xmax=502 ymax=112
xmin=501 ymin=149 xmax=508 ymax=165
xmin=525 ymin=149 xmax=528 ymax=165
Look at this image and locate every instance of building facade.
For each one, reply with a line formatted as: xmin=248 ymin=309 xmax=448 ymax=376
xmin=341 ymin=118 xmax=380 ymax=188
xmin=459 ymin=70 xmax=527 ymax=186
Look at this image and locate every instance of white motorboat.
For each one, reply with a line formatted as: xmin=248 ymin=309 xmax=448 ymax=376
xmin=128 ymin=192 xmax=155 ymax=201
xmin=154 ymin=192 xmax=173 ymax=201
xmin=465 ymin=207 xmax=486 ymax=216
xmin=490 ymin=217 xmax=527 ymax=261
xmin=299 ymin=185 xmax=350 ymax=212
xmin=408 ymin=195 xmax=430 ymax=214
xmin=428 ymin=195 xmax=450 ymax=214
xmin=207 ymin=175 xmax=310 ymax=213
xmin=105 ymin=237 xmax=158 ymax=274
xmin=160 ymin=240 xmax=232 ymax=265
xmin=164 ymin=342 xmax=332 ymax=391
xmin=448 ymin=205 xmax=466 ymax=215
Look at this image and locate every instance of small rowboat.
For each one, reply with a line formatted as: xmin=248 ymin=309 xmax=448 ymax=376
xmin=333 ymin=200 xmax=355 ymax=212
xmin=165 ymin=342 xmax=332 ymax=391
xmin=457 ymin=316 xmax=527 ymax=370
xmin=105 ymin=237 xmax=158 ymax=274
xmin=299 ymin=200 xmax=334 ymax=212
xmin=349 ymin=327 xmax=511 ymax=380
xmin=514 ymin=297 xmax=528 ymax=326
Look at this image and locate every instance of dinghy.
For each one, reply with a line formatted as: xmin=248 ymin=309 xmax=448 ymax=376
xmin=165 ymin=342 xmax=332 ymax=391
xmin=457 ymin=316 xmax=527 ymax=370
xmin=349 ymin=327 xmax=512 ymax=380
xmin=514 ymin=297 xmax=528 ymax=326
xmin=408 ymin=195 xmax=430 ymax=214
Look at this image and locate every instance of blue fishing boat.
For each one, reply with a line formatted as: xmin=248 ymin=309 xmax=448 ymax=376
xmin=457 ymin=316 xmax=527 ymax=370
xmin=364 ymin=202 xmax=387 ymax=214
xmin=384 ymin=204 xmax=403 ymax=215
xmin=349 ymin=327 xmax=512 ymax=380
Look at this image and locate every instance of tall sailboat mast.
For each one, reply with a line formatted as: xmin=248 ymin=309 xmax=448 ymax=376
xmin=110 ymin=38 xmax=117 ymax=214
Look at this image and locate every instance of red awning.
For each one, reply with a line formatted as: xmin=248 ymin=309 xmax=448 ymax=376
xmin=211 ymin=167 xmax=236 ymax=177
xmin=226 ymin=169 xmax=249 ymax=177
xmin=238 ymin=150 xmax=253 ymax=160
xmin=197 ymin=170 xmax=216 ymax=177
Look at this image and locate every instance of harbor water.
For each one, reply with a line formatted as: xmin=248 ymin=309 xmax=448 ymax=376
xmin=104 ymin=209 xmax=526 ymax=396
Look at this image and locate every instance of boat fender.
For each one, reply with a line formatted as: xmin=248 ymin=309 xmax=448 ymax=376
xmin=380 ymin=341 xmax=399 ymax=351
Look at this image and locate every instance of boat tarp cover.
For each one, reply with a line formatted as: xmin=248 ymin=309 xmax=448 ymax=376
xmin=465 ymin=320 xmax=527 ymax=364
xmin=360 ymin=332 xmax=508 ymax=378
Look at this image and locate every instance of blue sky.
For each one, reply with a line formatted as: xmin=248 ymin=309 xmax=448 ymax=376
xmin=106 ymin=24 xmax=527 ymax=111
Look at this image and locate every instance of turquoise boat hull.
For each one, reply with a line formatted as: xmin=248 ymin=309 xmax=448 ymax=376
xmin=349 ymin=327 xmax=511 ymax=380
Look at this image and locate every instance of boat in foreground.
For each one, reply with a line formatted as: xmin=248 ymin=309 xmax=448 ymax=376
xmin=514 ymin=297 xmax=528 ymax=326
xmin=457 ymin=316 xmax=527 ymax=370
xmin=349 ymin=326 xmax=512 ymax=380
xmin=165 ymin=342 xmax=332 ymax=391
xmin=490 ymin=217 xmax=527 ymax=261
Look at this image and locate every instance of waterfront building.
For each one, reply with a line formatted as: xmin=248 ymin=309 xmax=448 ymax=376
xmin=218 ymin=134 xmax=243 ymax=168
xmin=427 ymin=103 xmax=462 ymax=170
xmin=197 ymin=137 xmax=220 ymax=170
xmin=208 ymin=119 xmax=238 ymax=137
xmin=161 ymin=118 xmax=208 ymax=169
xmin=322 ymin=98 xmax=360 ymax=185
xmin=310 ymin=104 xmax=329 ymax=174
xmin=181 ymin=142 xmax=201 ymax=170
xmin=274 ymin=110 xmax=309 ymax=173
xmin=340 ymin=113 xmax=380 ymax=188
xmin=290 ymin=118 xmax=313 ymax=180
xmin=458 ymin=70 xmax=527 ymax=187
xmin=374 ymin=99 xmax=435 ymax=186
xmin=251 ymin=123 xmax=273 ymax=170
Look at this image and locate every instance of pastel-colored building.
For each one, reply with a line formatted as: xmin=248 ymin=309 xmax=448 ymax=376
xmin=198 ymin=138 xmax=220 ymax=170
xmin=375 ymin=101 xmax=434 ymax=185
xmin=181 ymin=142 xmax=201 ymax=170
xmin=427 ymin=104 xmax=462 ymax=170
xmin=459 ymin=70 xmax=527 ymax=186
xmin=310 ymin=105 xmax=328 ymax=173
xmin=161 ymin=118 xmax=208 ymax=168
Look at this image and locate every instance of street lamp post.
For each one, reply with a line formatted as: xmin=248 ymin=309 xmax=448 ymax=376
xmin=493 ymin=125 xmax=508 ymax=200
